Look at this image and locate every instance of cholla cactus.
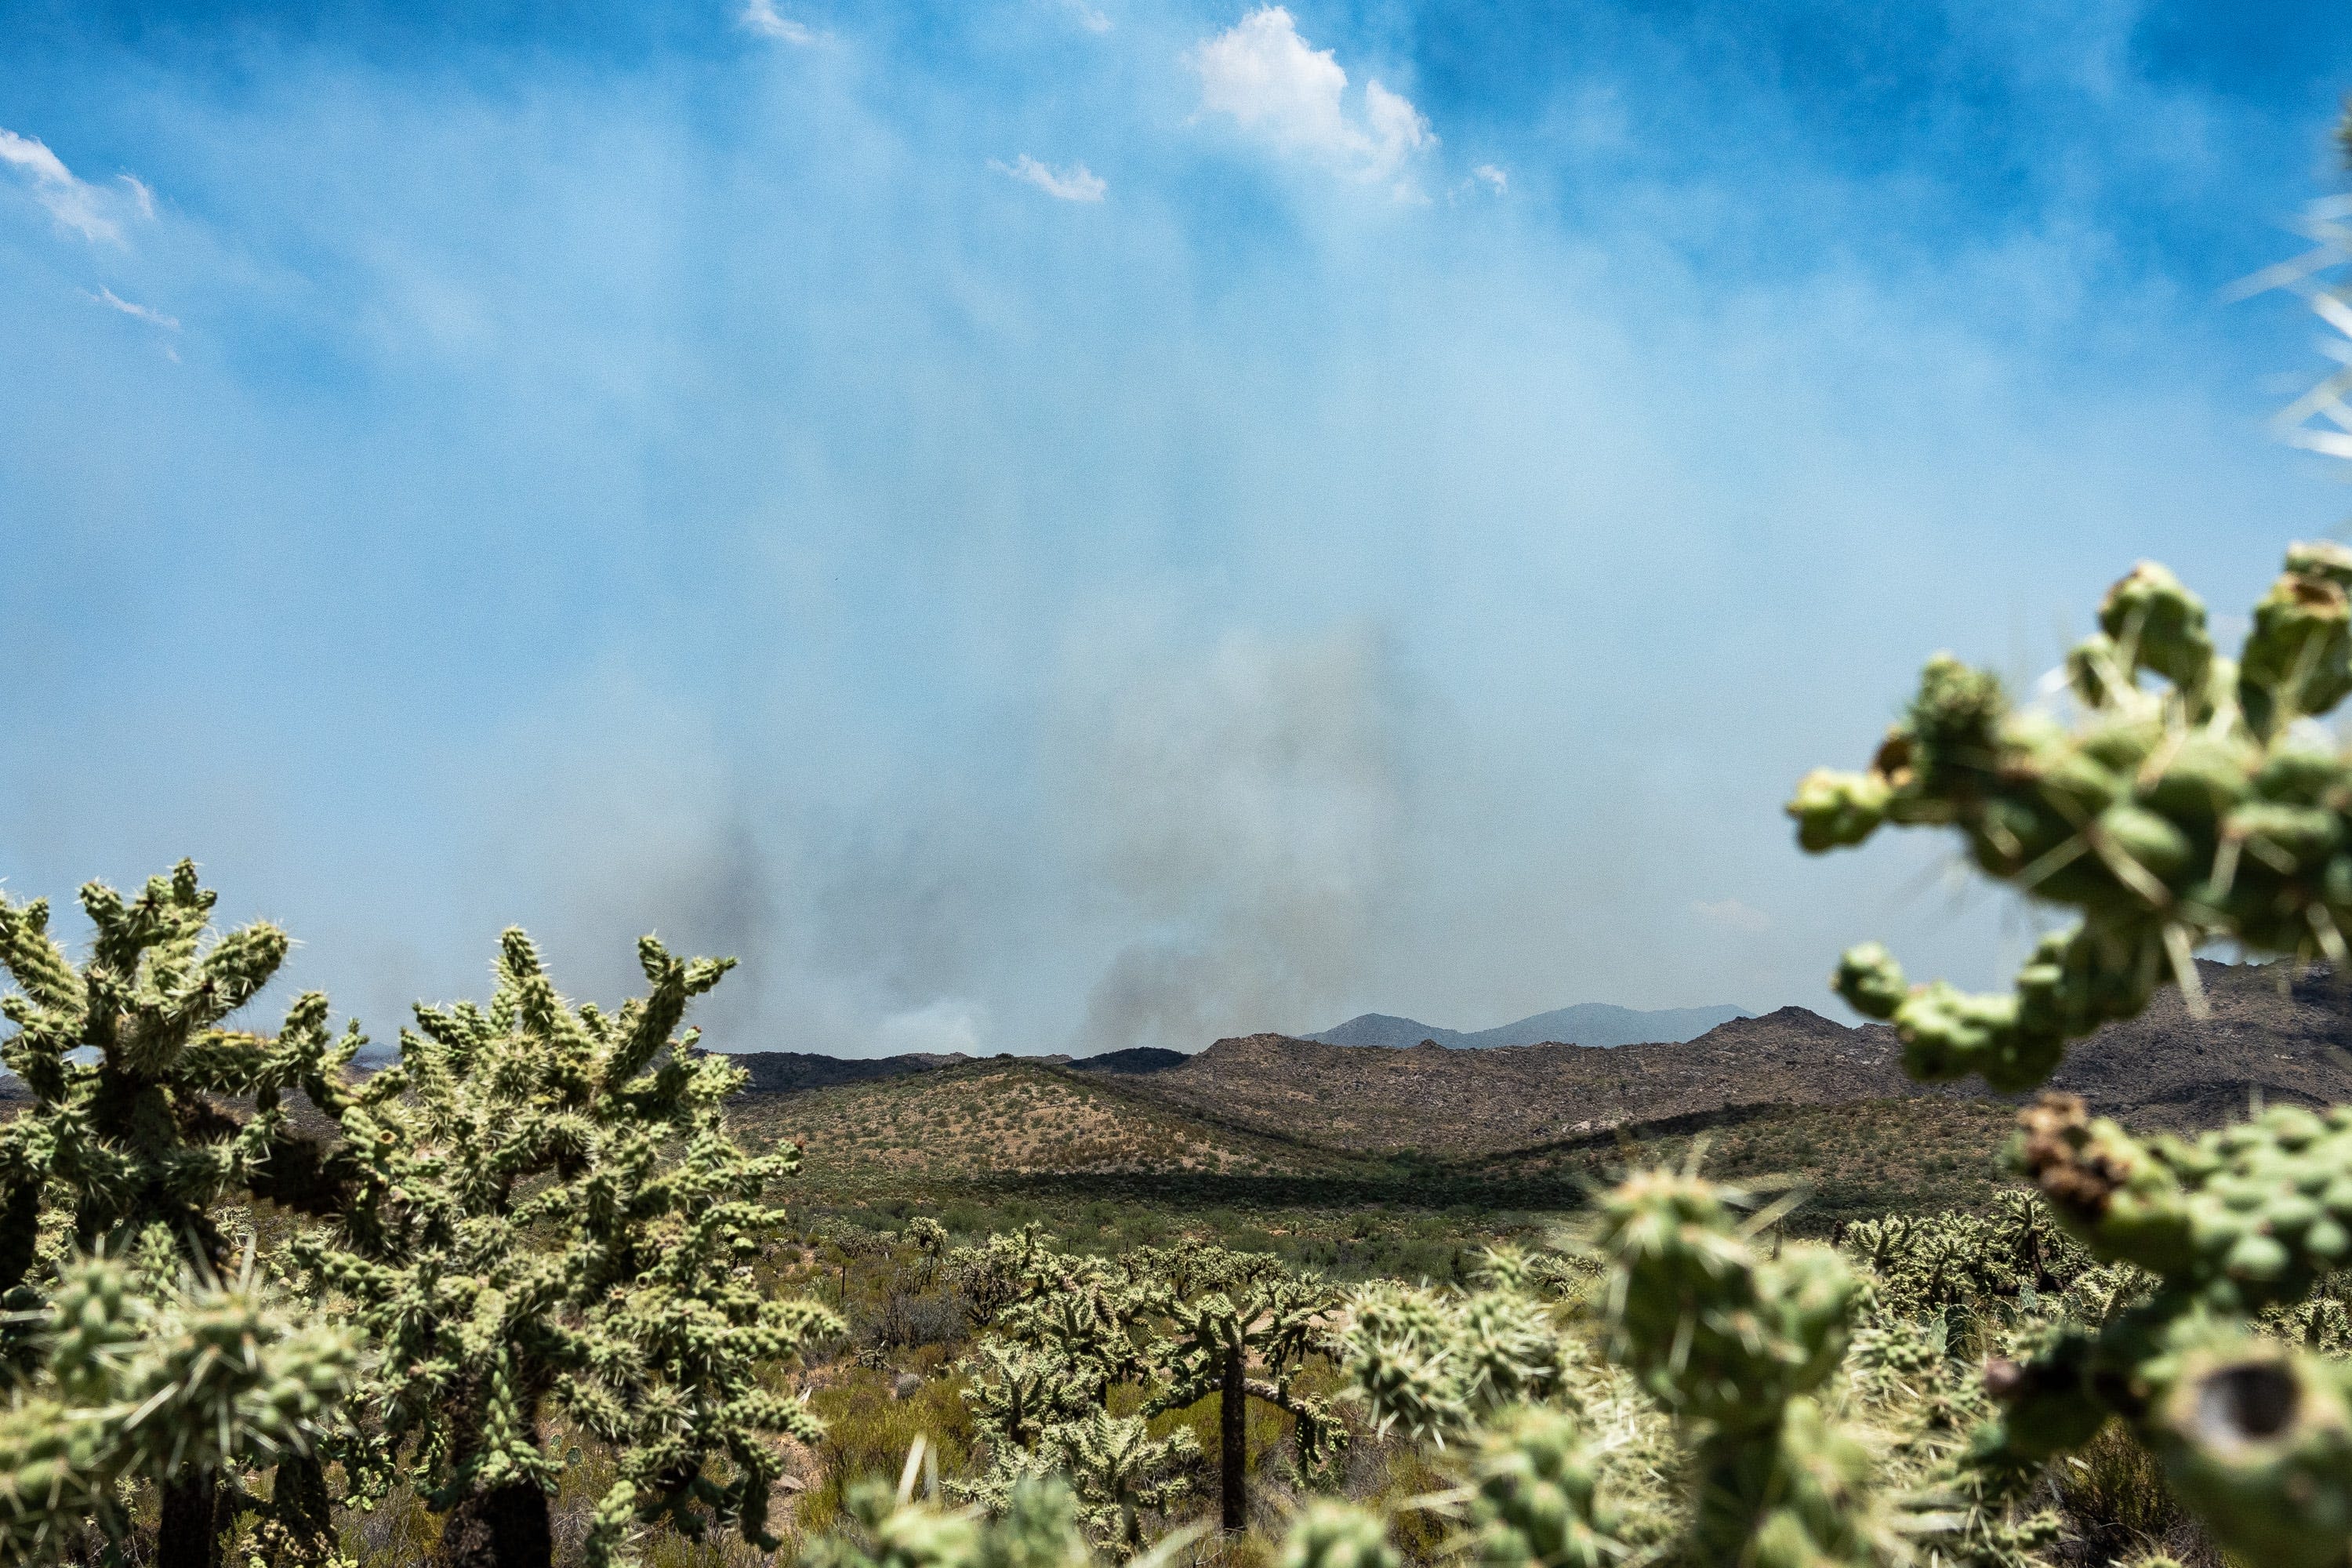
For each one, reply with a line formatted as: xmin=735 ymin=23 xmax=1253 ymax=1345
xmin=0 ymin=862 xmax=365 ymax=1290
xmin=960 ymin=1341 xmax=1089 ymax=1457
xmin=294 ymin=929 xmax=839 ymax=1568
xmin=1840 ymin=1199 xmax=2088 ymax=1326
xmin=0 ymin=1250 xmax=358 ymax=1566
xmin=1791 ymin=546 xmax=2352 ymax=1089
xmin=1151 ymin=1270 xmax=1345 ymax=1532
xmin=1591 ymin=1164 xmax=1886 ymax=1566
xmin=1793 ymin=546 xmax=2352 ymax=1563
xmin=0 ymin=863 xmax=374 ymax=1568
xmin=1459 ymin=1406 xmax=1620 ymax=1568
xmin=948 ymin=1225 xmax=1054 ymax=1333
xmin=1336 ymin=1261 xmax=1570 ymax=1444
xmin=805 ymin=1465 xmax=1103 ymax=1568
xmin=1037 ymin=1412 xmax=1200 ymax=1552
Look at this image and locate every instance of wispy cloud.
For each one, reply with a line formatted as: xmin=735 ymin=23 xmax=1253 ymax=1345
xmin=1185 ymin=7 xmax=1434 ymax=191
xmin=1470 ymin=163 xmax=1506 ymax=194
xmin=88 ymin=287 xmax=181 ymax=361
xmin=0 ymin=127 xmax=149 ymax=244
xmin=738 ymin=0 xmax=818 ymax=45
xmin=89 ymin=286 xmax=180 ymax=332
xmin=1059 ymin=0 xmax=1110 ymax=33
xmin=991 ymin=154 xmax=1107 ymax=202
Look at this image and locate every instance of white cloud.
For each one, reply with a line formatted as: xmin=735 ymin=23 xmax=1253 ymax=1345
xmin=1185 ymin=7 xmax=1435 ymax=189
xmin=1470 ymin=163 xmax=1507 ymax=194
xmin=1060 ymin=0 xmax=1111 ymax=32
xmin=89 ymin=287 xmax=180 ymax=332
xmin=0 ymin=127 xmax=150 ymax=245
xmin=1692 ymin=898 xmax=1773 ymax=935
xmin=738 ymin=0 xmax=817 ymax=45
xmin=991 ymin=154 xmax=1107 ymax=202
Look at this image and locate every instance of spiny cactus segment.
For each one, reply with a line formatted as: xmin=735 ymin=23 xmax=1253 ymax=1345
xmin=1592 ymin=1166 xmax=1884 ymax=1566
xmin=1791 ymin=544 xmax=2352 ymax=1091
xmin=1335 ymin=1250 xmax=1571 ymax=1443
xmin=951 ymin=1232 xmax=1338 ymax=1543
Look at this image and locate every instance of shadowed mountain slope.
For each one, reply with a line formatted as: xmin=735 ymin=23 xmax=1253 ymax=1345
xmin=711 ymin=1044 xmax=1180 ymax=1094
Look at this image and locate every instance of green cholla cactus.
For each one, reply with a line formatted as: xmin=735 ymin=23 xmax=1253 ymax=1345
xmin=0 ymin=863 xmax=375 ymax=1568
xmin=1591 ymin=1166 xmax=1886 ymax=1566
xmin=960 ymin=1341 xmax=1089 ymax=1456
xmin=1790 ymin=546 xmax=2352 ymax=1091
xmin=805 ymin=1467 xmax=1159 ymax=1568
xmin=2139 ymin=1334 xmax=2352 ymax=1568
xmin=0 ymin=1251 xmax=358 ymax=1565
xmin=1152 ymin=1270 xmax=1345 ymax=1531
xmin=1337 ymin=1271 xmax=1569 ymax=1443
xmin=950 ymin=1233 xmax=1338 ymax=1540
xmin=0 ymin=862 xmax=366 ymax=1291
xmin=294 ymin=929 xmax=839 ymax=1568
xmin=1462 ymin=1407 xmax=1619 ymax=1568
xmin=1795 ymin=543 xmax=2352 ymax=1564
xmin=2012 ymin=1094 xmax=2352 ymax=1312
xmin=1039 ymin=1410 xmax=1200 ymax=1551
xmin=1279 ymin=1502 xmax=1398 ymax=1568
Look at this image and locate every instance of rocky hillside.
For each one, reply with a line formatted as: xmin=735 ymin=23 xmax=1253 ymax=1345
xmin=1120 ymin=1010 xmax=1918 ymax=1156
xmin=712 ymin=1044 xmax=1180 ymax=1094
xmin=729 ymin=1057 xmax=1364 ymax=1182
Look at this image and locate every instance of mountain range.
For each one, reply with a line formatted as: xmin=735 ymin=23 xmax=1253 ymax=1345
xmin=720 ymin=960 xmax=2352 ymax=1143
xmin=720 ymin=960 xmax=2352 ymax=1229
xmin=1305 ymin=1000 xmax=1751 ymax=1051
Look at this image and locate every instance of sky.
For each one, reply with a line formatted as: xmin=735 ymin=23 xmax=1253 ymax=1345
xmin=6 ymin=0 xmax=2352 ymax=1059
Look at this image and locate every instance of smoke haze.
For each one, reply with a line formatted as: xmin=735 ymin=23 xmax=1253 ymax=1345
xmin=4 ymin=1 xmax=2350 ymax=1054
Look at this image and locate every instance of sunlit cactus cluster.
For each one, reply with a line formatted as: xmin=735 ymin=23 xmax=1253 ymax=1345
xmin=292 ymin=927 xmax=840 ymax=1567
xmin=0 ymin=862 xmax=830 ymax=1568
xmin=0 ymin=1250 xmax=358 ymax=1563
xmin=946 ymin=1231 xmax=1341 ymax=1544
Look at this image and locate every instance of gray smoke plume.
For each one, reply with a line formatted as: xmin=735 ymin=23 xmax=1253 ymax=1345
xmin=1053 ymin=620 xmax=1406 ymax=1054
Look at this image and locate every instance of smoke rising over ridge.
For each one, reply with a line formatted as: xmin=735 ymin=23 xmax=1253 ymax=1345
xmin=1060 ymin=622 xmax=1406 ymax=1054
xmin=2 ymin=1 xmax=2350 ymax=1056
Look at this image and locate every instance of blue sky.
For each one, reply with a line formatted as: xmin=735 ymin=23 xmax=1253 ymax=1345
xmin=5 ymin=0 xmax=2352 ymax=1058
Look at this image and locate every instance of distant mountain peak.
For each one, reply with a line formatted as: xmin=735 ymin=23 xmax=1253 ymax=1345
xmin=1305 ymin=1000 xmax=1752 ymax=1051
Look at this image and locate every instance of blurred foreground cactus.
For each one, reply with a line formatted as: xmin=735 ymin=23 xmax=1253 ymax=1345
xmin=0 ymin=1250 xmax=358 ymax=1566
xmin=1790 ymin=544 xmax=2352 ymax=1565
xmin=1790 ymin=544 xmax=2352 ymax=1089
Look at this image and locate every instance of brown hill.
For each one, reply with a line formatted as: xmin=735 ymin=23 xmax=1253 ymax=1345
xmin=728 ymin=1057 xmax=1363 ymax=1183
xmin=707 ymin=1046 xmax=1181 ymax=1094
xmin=1111 ymin=961 xmax=2352 ymax=1156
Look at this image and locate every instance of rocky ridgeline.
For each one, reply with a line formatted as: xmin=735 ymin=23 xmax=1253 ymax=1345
xmin=1098 ymin=960 xmax=2352 ymax=1156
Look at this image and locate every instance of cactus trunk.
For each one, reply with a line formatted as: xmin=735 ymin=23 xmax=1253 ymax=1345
xmin=441 ymin=1482 xmax=553 ymax=1568
xmin=158 ymin=1472 xmax=221 ymax=1568
xmin=1221 ymin=1341 xmax=1245 ymax=1532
